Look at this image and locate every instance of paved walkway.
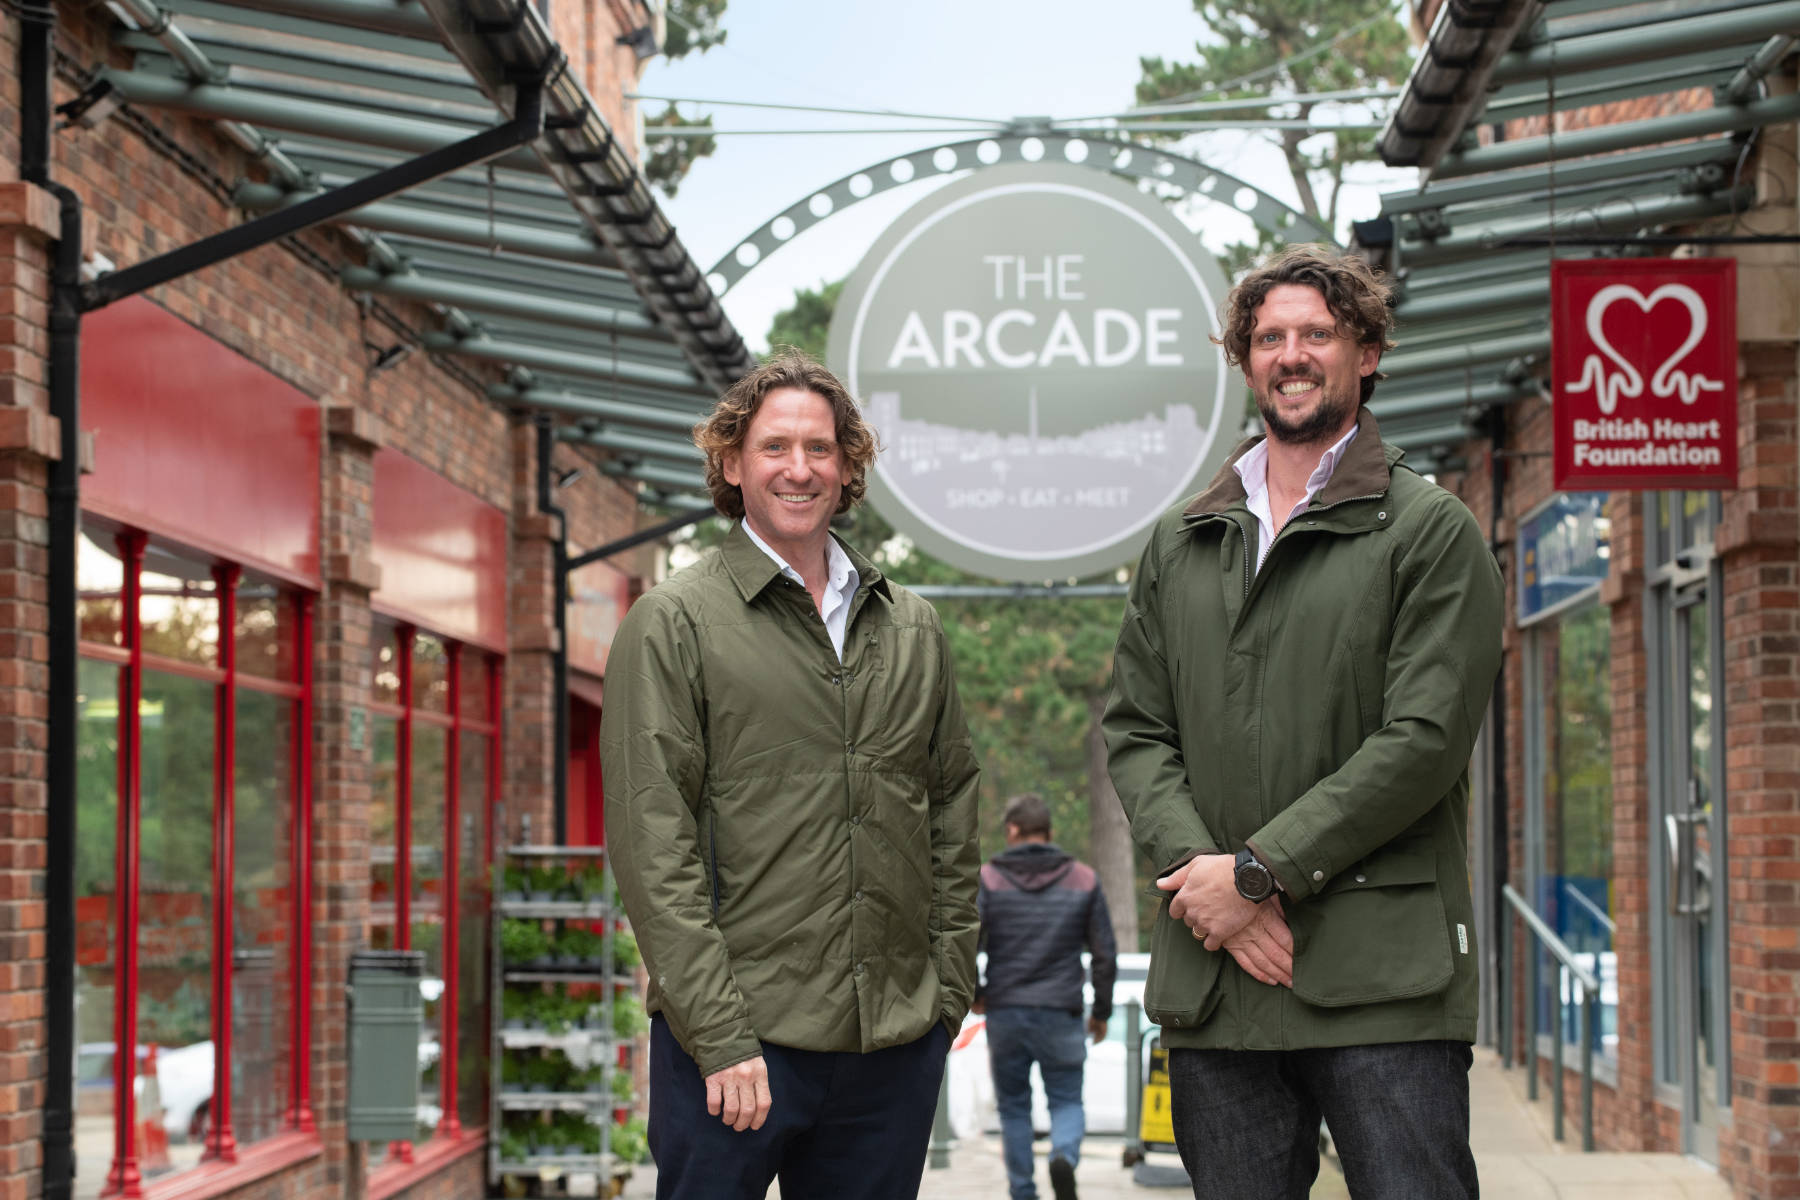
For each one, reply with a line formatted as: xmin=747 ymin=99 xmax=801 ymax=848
xmin=618 ymin=1049 xmax=1734 ymax=1198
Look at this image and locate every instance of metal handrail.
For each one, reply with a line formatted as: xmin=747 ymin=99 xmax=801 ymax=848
xmin=1498 ymin=883 xmax=1599 ymax=1150
xmin=1562 ymin=881 xmax=1617 ymax=936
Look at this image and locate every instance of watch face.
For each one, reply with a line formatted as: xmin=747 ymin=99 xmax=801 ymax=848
xmin=1236 ymin=861 xmax=1273 ymax=902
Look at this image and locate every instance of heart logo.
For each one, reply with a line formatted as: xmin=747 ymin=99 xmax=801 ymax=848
xmin=1566 ymin=283 xmax=1725 ymax=415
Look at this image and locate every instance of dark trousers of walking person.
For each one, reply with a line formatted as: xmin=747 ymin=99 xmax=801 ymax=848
xmin=1167 ymin=1040 xmax=1479 ymax=1200
xmin=648 ymin=1015 xmax=951 ymax=1200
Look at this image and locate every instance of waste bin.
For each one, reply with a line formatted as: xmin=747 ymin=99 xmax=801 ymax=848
xmin=347 ymin=949 xmax=423 ymax=1142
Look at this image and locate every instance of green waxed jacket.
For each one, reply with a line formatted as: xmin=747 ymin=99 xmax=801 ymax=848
xmin=1104 ymin=410 xmax=1502 ymax=1050
xmin=600 ymin=522 xmax=981 ymax=1078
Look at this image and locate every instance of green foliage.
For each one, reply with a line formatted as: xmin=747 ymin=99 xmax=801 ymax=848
xmin=611 ymin=1114 xmax=650 ymax=1164
xmin=661 ymin=0 xmax=726 ymax=60
xmin=765 ymin=279 xmax=844 ymax=361
xmin=574 ymin=862 xmax=608 ymax=902
xmin=555 ymin=925 xmax=604 ymax=963
xmin=642 ymin=104 xmax=716 ymax=200
xmin=497 ymin=1123 xmax=531 ymax=1162
xmin=499 ymin=918 xmax=552 ymax=964
xmin=613 ymin=993 xmax=650 ymax=1041
xmin=500 ymin=865 xmax=530 ymax=897
xmin=610 ymin=1067 xmax=635 ymax=1105
xmin=1136 ymin=0 xmax=1413 ymax=233
xmin=612 ymin=927 xmax=641 ymax=973
xmin=526 ymin=864 xmax=567 ymax=898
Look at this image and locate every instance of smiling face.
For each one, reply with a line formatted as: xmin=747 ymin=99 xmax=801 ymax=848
xmin=722 ymin=387 xmax=846 ymax=572
xmin=1245 ymin=284 xmax=1381 ymax=447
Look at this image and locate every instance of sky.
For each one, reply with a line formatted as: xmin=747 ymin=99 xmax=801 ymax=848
xmin=643 ymin=0 xmax=1422 ymax=353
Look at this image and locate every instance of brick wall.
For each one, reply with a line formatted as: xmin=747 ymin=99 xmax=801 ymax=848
xmin=0 ymin=0 xmax=663 ymax=1192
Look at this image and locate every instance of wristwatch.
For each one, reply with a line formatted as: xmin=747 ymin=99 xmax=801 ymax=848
xmin=1234 ymin=847 xmax=1277 ymax=903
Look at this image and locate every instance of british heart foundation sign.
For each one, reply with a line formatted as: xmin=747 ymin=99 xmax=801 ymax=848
xmin=1552 ymin=257 xmax=1737 ymax=491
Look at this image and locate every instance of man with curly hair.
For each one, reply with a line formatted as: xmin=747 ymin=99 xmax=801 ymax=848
xmin=1105 ymin=245 xmax=1502 ymax=1198
xmin=601 ymin=351 xmax=981 ymax=1199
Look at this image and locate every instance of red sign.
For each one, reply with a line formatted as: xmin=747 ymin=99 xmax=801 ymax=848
xmin=1552 ymin=258 xmax=1737 ymax=491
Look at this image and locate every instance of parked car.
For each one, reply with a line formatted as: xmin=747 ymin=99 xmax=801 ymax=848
xmin=945 ymin=952 xmax=1152 ymax=1138
xmin=77 ymin=1040 xmax=213 ymax=1142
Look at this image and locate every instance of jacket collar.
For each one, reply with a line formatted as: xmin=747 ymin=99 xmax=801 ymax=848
xmin=1183 ymin=407 xmax=1403 ymax=519
xmin=719 ymin=519 xmax=890 ymax=604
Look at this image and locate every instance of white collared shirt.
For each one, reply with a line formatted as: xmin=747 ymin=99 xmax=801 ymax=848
xmin=741 ymin=521 xmax=861 ymax=660
xmin=1233 ymin=423 xmax=1361 ymax=575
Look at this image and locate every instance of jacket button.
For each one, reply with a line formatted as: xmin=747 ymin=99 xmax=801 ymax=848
xmin=1312 ymin=869 xmax=1325 ymax=882
xmin=854 ymin=962 xmax=865 ymax=976
xmin=1378 ymin=511 xmax=1388 ymax=520
xmin=830 ymin=673 xmax=841 ymax=685
xmin=1355 ymin=873 xmax=1367 ymax=884
xmin=850 ymin=814 xmax=862 ymax=826
xmin=854 ymin=890 xmax=865 ymax=903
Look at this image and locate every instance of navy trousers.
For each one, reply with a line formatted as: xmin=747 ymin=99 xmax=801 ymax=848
xmin=1167 ymin=1040 xmax=1478 ymax=1200
xmin=648 ymin=1015 xmax=951 ymax=1200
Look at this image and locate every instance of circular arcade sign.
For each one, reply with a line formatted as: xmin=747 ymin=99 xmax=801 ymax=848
xmin=827 ymin=162 xmax=1235 ymax=581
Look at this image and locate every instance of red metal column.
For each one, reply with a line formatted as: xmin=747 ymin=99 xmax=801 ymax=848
xmin=392 ymin=625 xmax=415 ymax=1162
xmin=291 ymin=592 xmax=315 ymax=1133
xmin=105 ymin=531 xmax=146 ymax=1199
xmin=438 ymin=644 xmax=461 ymax=1137
xmin=207 ymin=565 xmax=240 ymax=1162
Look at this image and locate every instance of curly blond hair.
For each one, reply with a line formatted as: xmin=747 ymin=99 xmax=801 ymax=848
xmin=1215 ymin=245 xmax=1397 ymax=404
xmin=692 ymin=351 xmax=880 ymax=520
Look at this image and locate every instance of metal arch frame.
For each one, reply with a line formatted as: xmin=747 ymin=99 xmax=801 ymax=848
xmin=704 ymin=131 xmax=1335 ymax=296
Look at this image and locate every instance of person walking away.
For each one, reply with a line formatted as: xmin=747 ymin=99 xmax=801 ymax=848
xmin=976 ymin=792 xmax=1117 ymax=1200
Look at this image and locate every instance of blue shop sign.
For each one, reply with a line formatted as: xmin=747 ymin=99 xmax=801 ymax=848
xmin=1518 ymin=492 xmax=1610 ymax=623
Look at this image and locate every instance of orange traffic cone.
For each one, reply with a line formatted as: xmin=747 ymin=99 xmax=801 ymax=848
xmin=135 ymin=1045 xmax=172 ymax=1175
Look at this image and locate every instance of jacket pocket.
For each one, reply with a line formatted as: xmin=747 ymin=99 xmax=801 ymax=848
xmin=1289 ymin=840 xmax=1454 ymax=1008
xmin=1142 ymin=891 xmax=1225 ymax=1031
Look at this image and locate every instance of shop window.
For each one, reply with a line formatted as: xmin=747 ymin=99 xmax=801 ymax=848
xmin=74 ymin=526 xmax=314 ymax=1198
xmin=366 ymin=624 xmax=500 ymax=1159
xmin=1518 ymin=493 xmax=1615 ymax=1067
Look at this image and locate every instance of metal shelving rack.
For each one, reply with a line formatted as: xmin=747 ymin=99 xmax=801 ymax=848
xmin=488 ymin=832 xmax=619 ymax=1193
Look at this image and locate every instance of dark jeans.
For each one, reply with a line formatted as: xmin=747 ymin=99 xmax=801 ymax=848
xmin=1167 ymin=1040 xmax=1477 ymax=1200
xmin=648 ymin=1014 xmax=951 ymax=1200
xmin=985 ymin=1006 xmax=1088 ymax=1200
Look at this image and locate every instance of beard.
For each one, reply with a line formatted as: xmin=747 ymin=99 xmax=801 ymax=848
xmin=1257 ymin=377 xmax=1357 ymax=447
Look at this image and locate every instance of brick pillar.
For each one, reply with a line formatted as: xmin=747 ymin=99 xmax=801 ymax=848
xmin=316 ymin=404 xmax=386 ymax=1197
xmin=507 ymin=422 xmax=556 ymax=846
xmin=0 ymin=181 xmax=60 ymax=1200
xmin=1716 ymin=347 xmax=1800 ymax=1199
xmin=1601 ymin=491 xmax=1656 ymax=1150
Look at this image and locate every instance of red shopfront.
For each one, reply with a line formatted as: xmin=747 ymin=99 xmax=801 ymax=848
xmin=73 ymin=298 xmax=513 ymax=1199
xmin=564 ymin=557 xmax=633 ymax=849
xmin=77 ymin=298 xmax=322 ymax=1198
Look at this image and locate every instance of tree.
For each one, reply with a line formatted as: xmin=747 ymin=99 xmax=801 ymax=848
xmin=642 ymin=0 xmax=729 ymax=197
xmin=752 ymin=284 xmax=1146 ymax=952
xmin=1137 ymin=0 xmax=1412 ymax=234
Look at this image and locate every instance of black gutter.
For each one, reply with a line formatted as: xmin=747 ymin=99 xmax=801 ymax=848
xmin=20 ymin=2 xmax=83 ymax=1197
xmin=536 ymin=416 xmax=569 ymax=844
xmin=1484 ymin=406 xmax=1512 ymax=1060
xmin=566 ymin=505 xmax=713 ymax=571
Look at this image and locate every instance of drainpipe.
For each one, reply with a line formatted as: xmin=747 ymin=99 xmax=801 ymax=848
xmin=1484 ymin=407 xmax=1512 ymax=1061
xmin=19 ymin=2 xmax=85 ymax=1197
xmin=536 ymin=415 xmax=568 ymax=844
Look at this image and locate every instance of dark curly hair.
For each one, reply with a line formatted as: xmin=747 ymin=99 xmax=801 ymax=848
xmin=1215 ymin=245 xmax=1397 ymax=405
xmin=693 ymin=350 xmax=881 ymax=520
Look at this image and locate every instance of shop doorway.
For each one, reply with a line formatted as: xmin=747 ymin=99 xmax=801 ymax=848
xmin=568 ymin=694 xmax=604 ymax=847
xmin=1647 ymin=494 xmax=1728 ymax=1162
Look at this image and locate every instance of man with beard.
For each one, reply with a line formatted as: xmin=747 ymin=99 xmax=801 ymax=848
xmin=1103 ymin=245 xmax=1502 ymax=1199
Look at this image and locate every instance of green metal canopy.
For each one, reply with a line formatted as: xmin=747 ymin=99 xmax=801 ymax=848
xmin=1356 ymin=0 xmax=1797 ymax=471
xmin=86 ymin=0 xmax=750 ymax=504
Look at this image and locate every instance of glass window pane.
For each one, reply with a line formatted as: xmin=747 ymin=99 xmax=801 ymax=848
xmin=369 ymin=718 xmax=399 ymax=951
xmin=233 ymin=688 xmax=294 ymax=1148
xmin=141 ymin=554 xmax=218 ymax=668
xmin=235 ymin=584 xmax=294 ymax=683
xmin=1538 ymin=605 xmax=1615 ymax=1059
xmin=78 ymin=531 xmax=124 ymax=648
xmin=1681 ymin=492 xmax=1717 ymax=553
xmin=372 ymin=629 xmax=400 ymax=708
xmin=456 ymin=733 xmax=491 ymax=1130
xmin=412 ymin=725 xmax=447 ymax=1140
xmin=138 ymin=670 xmax=216 ymax=1180
xmin=458 ymin=655 xmax=492 ymax=723
xmin=75 ymin=659 xmax=120 ymax=1200
xmin=413 ymin=636 xmax=450 ymax=715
